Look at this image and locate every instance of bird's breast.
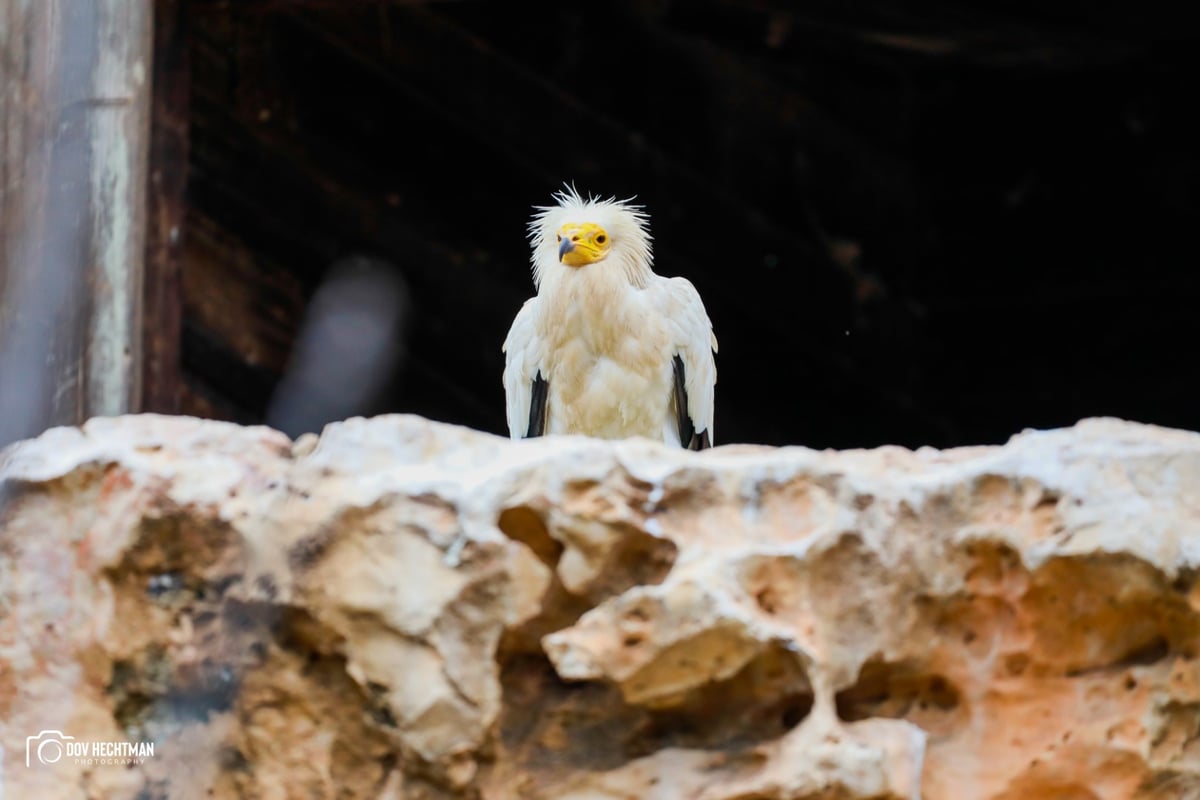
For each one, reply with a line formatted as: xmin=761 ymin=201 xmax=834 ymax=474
xmin=540 ymin=279 xmax=672 ymax=440
xmin=549 ymin=350 xmax=672 ymax=440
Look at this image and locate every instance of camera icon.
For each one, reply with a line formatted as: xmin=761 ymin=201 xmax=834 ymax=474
xmin=26 ymin=730 xmax=74 ymax=767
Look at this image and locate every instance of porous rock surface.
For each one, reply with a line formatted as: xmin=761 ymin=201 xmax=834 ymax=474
xmin=2 ymin=414 xmax=1200 ymax=799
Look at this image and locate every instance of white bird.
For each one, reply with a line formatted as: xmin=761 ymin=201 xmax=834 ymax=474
xmin=503 ymin=187 xmax=717 ymax=449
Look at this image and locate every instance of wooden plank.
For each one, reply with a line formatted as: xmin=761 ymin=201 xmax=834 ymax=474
xmin=183 ymin=97 xmax=520 ymax=433
xmin=0 ymin=0 xmax=152 ymax=447
xmin=180 ymin=372 xmax=259 ymax=425
xmin=182 ymin=211 xmax=304 ymax=377
xmin=88 ymin=0 xmax=153 ymax=419
xmin=142 ymin=0 xmax=191 ymax=414
xmin=182 ymin=13 xmax=531 ymax=435
xmin=661 ymin=0 xmax=1164 ymax=64
xmin=181 ymin=319 xmax=279 ymax=418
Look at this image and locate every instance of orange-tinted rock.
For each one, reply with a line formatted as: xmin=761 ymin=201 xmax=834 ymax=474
xmin=1 ymin=415 xmax=1198 ymax=799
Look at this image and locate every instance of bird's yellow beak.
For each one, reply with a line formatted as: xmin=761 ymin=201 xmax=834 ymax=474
xmin=557 ymin=222 xmax=611 ymax=267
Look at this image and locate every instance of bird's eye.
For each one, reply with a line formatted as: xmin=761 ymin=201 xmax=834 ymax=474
xmin=556 ymin=235 xmax=562 ymax=242
xmin=595 ymin=234 xmax=607 ymax=244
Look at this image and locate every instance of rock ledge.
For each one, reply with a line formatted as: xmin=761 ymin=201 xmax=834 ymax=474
xmin=2 ymin=415 xmax=1199 ymax=799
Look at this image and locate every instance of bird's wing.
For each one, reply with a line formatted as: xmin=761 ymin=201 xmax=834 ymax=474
xmin=655 ymin=276 xmax=717 ymax=449
xmin=502 ymin=298 xmax=549 ymax=439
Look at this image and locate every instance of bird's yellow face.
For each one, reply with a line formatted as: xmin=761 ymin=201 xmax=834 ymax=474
xmin=557 ymin=222 xmax=611 ymax=267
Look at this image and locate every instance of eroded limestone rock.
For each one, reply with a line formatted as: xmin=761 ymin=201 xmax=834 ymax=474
xmin=1 ymin=415 xmax=1199 ymax=799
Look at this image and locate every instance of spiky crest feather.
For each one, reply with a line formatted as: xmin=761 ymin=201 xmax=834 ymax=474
xmin=528 ymin=184 xmax=654 ymax=289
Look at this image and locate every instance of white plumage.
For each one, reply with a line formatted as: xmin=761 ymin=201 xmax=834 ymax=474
xmin=502 ymin=187 xmax=717 ymax=448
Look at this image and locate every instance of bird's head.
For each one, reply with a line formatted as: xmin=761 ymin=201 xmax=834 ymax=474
xmin=529 ymin=185 xmax=653 ymax=288
xmin=556 ymin=222 xmax=610 ymax=267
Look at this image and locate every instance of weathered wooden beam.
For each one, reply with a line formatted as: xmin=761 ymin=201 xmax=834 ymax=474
xmin=183 ymin=97 xmax=521 ymax=434
xmin=142 ymin=0 xmax=191 ymax=415
xmin=0 ymin=0 xmax=153 ymax=447
xmin=182 ymin=212 xmax=303 ymax=379
xmin=183 ymin=21 xmax=532 ymax=435
xmin=660 ymin=0 xmax=1156 ymax=65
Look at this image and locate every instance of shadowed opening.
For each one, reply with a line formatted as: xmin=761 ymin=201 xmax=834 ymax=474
xmin=836 ymin=657 xmax=962 ymax=736
xmin=497 ymin=505 xmax=563 ymax=568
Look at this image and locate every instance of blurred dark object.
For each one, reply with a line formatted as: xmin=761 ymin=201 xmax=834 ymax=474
xmin=266 ymin=257 xmax=410 ymax=438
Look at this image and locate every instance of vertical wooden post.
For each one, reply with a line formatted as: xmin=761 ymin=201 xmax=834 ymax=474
xmin=142 ymin=0 xmax=189 ymax=415
xmin=0 ymin=0 xmax=153 ymax=448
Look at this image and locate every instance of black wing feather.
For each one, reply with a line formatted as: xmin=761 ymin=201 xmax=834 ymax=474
xmin=526 ymin=371 xmax=549 ymax=438
xmin=672 ymin=355 xmax=710 ymax=450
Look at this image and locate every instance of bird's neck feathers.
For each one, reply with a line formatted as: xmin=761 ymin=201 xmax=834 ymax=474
xmin=535 ymin=248 xmax=652 ymax=297
xmin=529 ymin=190 xmax=654 ymax=293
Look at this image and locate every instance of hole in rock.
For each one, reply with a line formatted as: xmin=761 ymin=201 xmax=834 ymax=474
xmin=740 ymin=555 xmax=806 ymax=619
xmin=993 ymin=779 xmax=1100 ymax=800
xmin=498 ymin=573 xmax=595 ymax=657
xmin=1033 ymin=491 xmax=1061 ymax=512
xmin=836 ymin=658 xmax=962 ymax=735
xmin=625 ymin=643 xmax=813 ymax=756
xmin=108 ymin=647 xmax=240 ymax=741
xmin=497 ymin=506 xmax=562 ymax=568
xmin=1004 ymin=653 xmax=1031 ymax=677
xmin=498 ymin=646 xmax=812 ymax=773
xmin=1172 ymin=567 xmax=1200 ymax=594
xmin=117 ymin=515 xmax=239 ymax=580
xmin=498 ymin=653 xmax=647 ymax=773
xmin=584 ymin=526 xmax=678 ymax=602
xmin=1115 ymin=635 xmax=1170 ymax=668
xmin=366 ymin=681 xmax=398 ymax=728
xmin=755 ymin=587 xmax=779 ymax=615
xmin=1025 ymin=556 xmax=1197 ymax=674
xmin=963 ymin=540 xmax=1026 ymax=589
xmin=287 ymin=528 xmax=336 ymax=571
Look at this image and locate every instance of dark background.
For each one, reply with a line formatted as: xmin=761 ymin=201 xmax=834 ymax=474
xmin=177 ymin=0 xmax=1200 ymax=449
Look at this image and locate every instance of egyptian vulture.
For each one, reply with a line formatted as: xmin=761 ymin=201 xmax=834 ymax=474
xmin=502 ymin=188 xmax=717 ymax=449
